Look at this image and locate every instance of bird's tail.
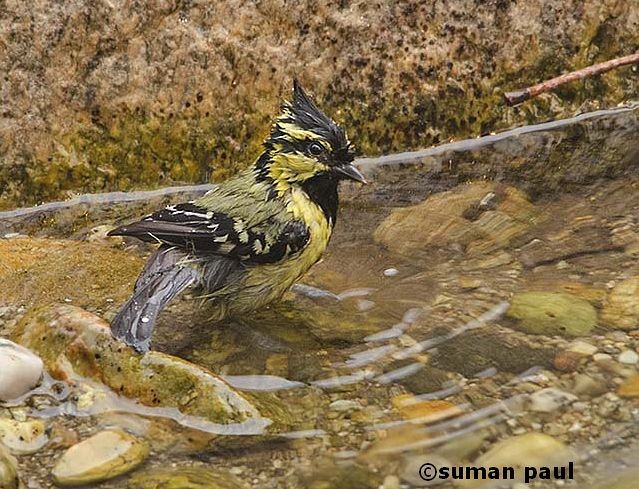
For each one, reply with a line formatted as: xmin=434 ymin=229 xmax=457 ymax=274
xmin=111 ymin=246 xmax=199 ymax=353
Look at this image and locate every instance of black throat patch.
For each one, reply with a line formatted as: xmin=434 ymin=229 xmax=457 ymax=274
xmin=301 ymin=173 xmax=339 ymax=225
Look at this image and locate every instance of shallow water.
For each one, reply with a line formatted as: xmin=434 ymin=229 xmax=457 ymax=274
xmin=1 ymin=103 xmax=639 ymax=488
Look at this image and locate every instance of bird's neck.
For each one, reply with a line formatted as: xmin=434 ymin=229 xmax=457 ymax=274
xmin=253 ymin=151 xmax=339 ymax=225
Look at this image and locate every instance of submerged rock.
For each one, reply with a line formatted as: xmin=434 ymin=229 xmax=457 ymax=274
xmin=13 ymin=304 xmax=272 ymax=429
xmin=505 ymin=292 xmax=597 ymax=337
xmin=52 ymin=429 xmax=148 ymax=486
xmin=374 ymin=182 xmax=541 ymax=256
xmin=0 ymin=444 xmax=19 ymax=489
xmin=601 ymin=276 xmax=639 ymax=331
xmin=0 ymin=418 xmax=48 ymax=455
xmin=460 ymin=433 xmax=575 ymax=488
xmin=432 ymin=330 xmax=555 ymax=376
xmin=0 ymin=339 xmax=43 ymax=401
xmin=128 ymin=467 xmax=245 ymax=489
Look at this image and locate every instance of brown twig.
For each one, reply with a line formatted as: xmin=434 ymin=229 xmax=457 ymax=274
xmin=504 ymin=52 xmax=639 ymax=106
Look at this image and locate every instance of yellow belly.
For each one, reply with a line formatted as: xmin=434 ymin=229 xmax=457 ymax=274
xmin=208 ymin=187 xmax=332 ymax=318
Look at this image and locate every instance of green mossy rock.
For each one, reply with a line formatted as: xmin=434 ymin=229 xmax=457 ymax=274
xmin=506 ymin=292 xmax=597 ymax=337
xmin=12 ymin=304 xmax=272 ymax=428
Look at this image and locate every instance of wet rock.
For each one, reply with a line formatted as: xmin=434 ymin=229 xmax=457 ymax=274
xmin=0 ymin=418 xmax=48 ymax=455
xmin=128 ymin=467 xmax=245 ymax=489
xmin=566 ymin=340 xmax=598 ymax=356
xmin=552 ymin=350 xmax=583 ymax=372
xmin=587 ymin=467 xmax=639 ymax=489
xmin=401 ymin=454 xmax=452 ymax=487
xmin=3 ymin=0 xmax=638 ymax=209
xmin=460 ymin=433 xmax=575 ymax=488
xmin=0 ymin=339 xmax=43 ymax=401
xmin=617 ymin=374 xmax=639 ymax=398
xmin=13 ymin=304 xmax=272 ymax=428
xmin=435 ymin=429 xmax=489 ymax=464
xmin=329 ymin=400 xmax=362 ymax=412
xmin=0 ymin=238 xmax=143 ymax=312
xmin=570 ymin=374 xmax=608 ymax=399
xmin=601 ymin=276 xmax=639 ymax=330
xmin=374 ymin=183 xmax=540 ymax=256
xmin=528 ymin=388 xmax=577 ymax=413
xmin=505 ymin=292 xmax=597 ymax=337
xmin=618 ymin=350 xmax=639 ymax=365
xmin=52 ymin=430 xmax=148 ymax=486
xmin=383 ymin=360 xmax=450 ymax=394
xmin=392 ymin=394 xmax=463 ymax=423
xmin=432 ymin=330 xmax=555 ymax=377
xmin=0 ymin=444 xmax=19 ymax=489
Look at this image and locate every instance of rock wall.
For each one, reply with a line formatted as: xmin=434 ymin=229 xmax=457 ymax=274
xmin=1 ymin=0 xmax=638 ymax=208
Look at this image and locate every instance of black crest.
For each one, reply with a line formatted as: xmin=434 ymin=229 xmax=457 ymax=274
xmin=267 ymin=81 xmax=353 ymax=162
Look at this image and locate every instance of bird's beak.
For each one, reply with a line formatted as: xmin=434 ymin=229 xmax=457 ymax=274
xmin=335 ymin=163 xmax=367 ymax=184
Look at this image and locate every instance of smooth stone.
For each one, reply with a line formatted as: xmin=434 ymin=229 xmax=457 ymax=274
xmin=506 ymin=292 xmax=597 ymax=337
xmin=0 ymin=339 xmax=43 ymax=401
xmin=617 ymin=374 xmax=639 ymax=398
xmin=601 ymin=276 xmax=639 ymax=330
xmin=401 ymin=454 xmax=451 ymax=487
xmin=571 ymin=374 xmax=609 ymax=399
xmin=0 ymin=444 xmax=19 ymax=489
xmin=434 ymin=429 xmax=488 ymax=463
xmin=567 ymin=340 xmax=598 ymax=356
xmin=329 ymin=400 xmax=362 ymax=412
xmin=528 ymin=387 xmax=577 ymax=413
xmin=459 ymin=433 xmax=575 ymax=488
xmin=0 ymin=418 xmax=48 ymax=455
xmin=374 ymin=182 xmax=540 ymax=256
xmin=128 ymin=467 xmax=244 ymax=489
xmin=617 ymin=350 xmax=639 ymax=365
xmin=52 ymin=429 xmax=149 ymax=486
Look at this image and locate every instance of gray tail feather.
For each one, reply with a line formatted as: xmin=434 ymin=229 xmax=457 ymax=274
xmin=111 ymin=247 xmax=199 ymax=353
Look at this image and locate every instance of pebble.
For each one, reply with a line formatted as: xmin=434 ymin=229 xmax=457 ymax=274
xmin=617 ymin=350 xmax=638 ymax=365
xmin=0 ymin=444 xmax=19 ymax=489
xmin=571 ymin=374 xmax=608 ymax=398
xmin=383 ymin=268 xmax=399 ymax=277
xmin=567 ymin=340 xmax=598 ymax=356
xmin=0 ymin=419 xmax=48 ymax=455
xmin=460 ymin=433 xmax=575 ymax=488
xmin=401 ymin=454 xmax=451 ymax=487
xmin=329 ymin=400 xmax=362 ymax=412
xmin=381 ymin=474 xmax=401 ymax=489
xmin=0 ymin=340 xmax=44 ymax=401
xmin=529 ymin=388 xmax=577 ymax=413
xmin=593 ymin=353 xmax=612 ymax=363
xmin=52 ymin=430 xmax=149 ymax=486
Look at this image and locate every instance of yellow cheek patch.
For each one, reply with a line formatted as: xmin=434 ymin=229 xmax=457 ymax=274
xmin=268 ymin=152 xmax=329 ymax=195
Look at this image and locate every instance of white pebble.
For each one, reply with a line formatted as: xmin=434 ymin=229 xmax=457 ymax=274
xmin=383 ymin=268 xmax=399 ymax=277
xmin=0 ymin=340 xmax=44 ymax=401
xmin=618 ymin=350 xmax=639 ymax=365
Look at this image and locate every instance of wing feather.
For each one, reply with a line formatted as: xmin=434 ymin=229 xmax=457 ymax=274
xmin=108 ymin=202 xmax=309 ymax=264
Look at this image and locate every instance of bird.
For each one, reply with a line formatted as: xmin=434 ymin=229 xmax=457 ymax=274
xmin=107 ymin=81 xmax=366 ymax=353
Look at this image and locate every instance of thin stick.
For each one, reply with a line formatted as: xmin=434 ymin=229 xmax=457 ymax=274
xmin=504 ymin=52 xmax=639 ymax=106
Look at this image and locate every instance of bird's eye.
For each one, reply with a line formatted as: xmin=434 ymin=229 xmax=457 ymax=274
xmin=308 ymin=142 xmax=324 ymax=156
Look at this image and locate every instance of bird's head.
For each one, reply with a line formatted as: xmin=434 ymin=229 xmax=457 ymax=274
xmin=257 ymin=81 xmax=365 ymax=194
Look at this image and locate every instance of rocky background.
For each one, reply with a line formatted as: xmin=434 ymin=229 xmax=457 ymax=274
xmin=1 ymin=0 xmax=638 ymax=209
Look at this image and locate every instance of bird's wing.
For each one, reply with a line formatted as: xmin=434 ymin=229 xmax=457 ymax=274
xmin=108 ymin=202 xmax=310 ymax=264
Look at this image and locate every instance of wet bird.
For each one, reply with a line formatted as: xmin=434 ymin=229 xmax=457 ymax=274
xmin=108 ymin=81 xmax=366 ymax=352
